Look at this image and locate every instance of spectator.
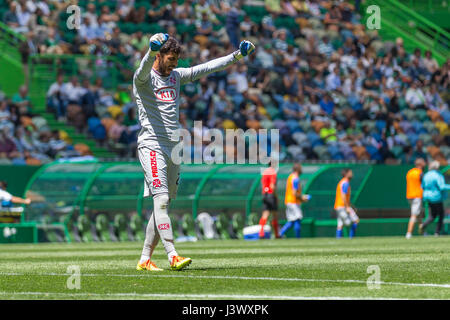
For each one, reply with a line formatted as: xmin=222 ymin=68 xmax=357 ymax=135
xmin=2 ymin=1 xmax=20 ymax=31
xmin=319 ymin=93 xmax=335 ymax=115
xmin=423 ymin=50 xmax=439 ymax=75
xmin=47 ymin=74 xmax=67 ymax=120
xmin=0 ymin=128 xmax=21 ymax=160
xmin=282 ymin=95 xmax=303 ymax=120
xmin=225 ymin=2 xmax=242 ymax=49
xmin=320 ymin=120 xmax=337 ymax=144
xmin=62 ymin=77 xmax=84 ymax=105
xmin=283 ymin=67 xmax=299 ymax=96
xmin=405 ymin=80 xmax=427 ymax=110
xmin=15 ymin=0 xmax=32 ymax=33
xmin=411 ymin=140 xmax=428 ymax=162
xmin=79 ymin=16 xmax=99 ymax=42
xmin=82 ymin=2 xmax=99 ymax=27
xmin=79 ymin=79 xmax=98 ymax=120
xmin=227 ymin=64 xmax=249 ymax=95
xmin=326 ymin=66 xmax=342 ymax=92
xmin=261 ymin=12 xmax=276 ymax=38
xmin=195 ymin=0 xmax=219 ymax=24
xmin=12 ymin=85 xmax=32 ymax=115
xmin=318 ymin=36 xmax=334 ymax=59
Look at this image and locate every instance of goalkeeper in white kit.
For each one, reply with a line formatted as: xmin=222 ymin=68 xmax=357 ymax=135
xmin=134 ymin=33 xmax=255 ymax=271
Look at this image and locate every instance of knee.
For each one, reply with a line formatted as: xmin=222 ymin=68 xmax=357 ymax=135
xmin=154 ymin=193 xmax=169 ymax=210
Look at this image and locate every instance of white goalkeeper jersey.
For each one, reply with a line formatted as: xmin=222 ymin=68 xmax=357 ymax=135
xmin=133 ymin=49 xmax=241 ymax=157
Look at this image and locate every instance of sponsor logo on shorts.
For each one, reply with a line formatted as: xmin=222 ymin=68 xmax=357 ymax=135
xmin=150 ymin=151 xmax=158 ymax=178
xmin=155 ymin=87 xmax=177 ymax=102
xmin=158 ymin=223 xmax=170 ymax=230
xmin=153 ymin=178 xmax=161 ymax=188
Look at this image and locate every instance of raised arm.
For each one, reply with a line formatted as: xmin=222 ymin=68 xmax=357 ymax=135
xmin=134 ymin=33 xmax=169 ymax=84
xmin=176 ymin=40 xmax=255 ymax=85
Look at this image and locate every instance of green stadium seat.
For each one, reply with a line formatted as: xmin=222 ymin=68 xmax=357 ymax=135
xmin=130 ymin=214 xmax=145 ymax=241
xmin=215 ymin=213 xmax=231 ymax=240
xmin=298 ymin=120 xmax=311 ymax=132
xmin=266 ymin=106 xmax=280 ymax=119
xmin=423 ymin=121 xmax=437 ymax=133
xmin=77 ymin=215 xmax=94 ymax=242
xmin=61 ymin=214 xmax=80 ymax=242
xmin=181 ymin=213 xmax=196 ymax=237
xmin=402 ymin=109 xmax=415 ymax=121
xmin=41 ymin=215 xmax=62 ymax=242
xmin=390 ymin=145 xmax=404 ymax=158
xmin=418 ymin=133 xmax=433 ymax=146
xmin=440 ymin=146 xmax=450 ymax=158
xmin=260 ymin=119 xmax=274 ymax=129
xmin=415 ymin=109 xmax=429 ymax=122
xmin=231 ymin=212 xmax=244 ymax=239
xmin=114 ymin=214 xmax=129 ymax=241
xmin=95 ymin=214 xmax=113 ymax=242
xmin=361 ymin=120 xmax=376 ymax=133
xmin=172 ymin=214 xmax=180 ymax=239
xmin=247 ymin=212 xmax=259 ymax=226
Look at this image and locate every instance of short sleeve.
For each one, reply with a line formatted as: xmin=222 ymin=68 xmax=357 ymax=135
xmin=341 ymin=182 xmax=349 ymax=194
xmin=0 ymin=189 xmax=13 ymax=201
xmin=292 ymin=177 xmax=299 ymax=191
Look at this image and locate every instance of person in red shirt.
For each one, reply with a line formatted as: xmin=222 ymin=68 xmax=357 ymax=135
xmin=259 ymin=161 xmax=279 ymax=239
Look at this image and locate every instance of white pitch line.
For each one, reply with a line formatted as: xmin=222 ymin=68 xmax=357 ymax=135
xmin=0 ymin=291 xmax=412 ymax=300
xmin=1 ymin=272 xmax=449 ymax=289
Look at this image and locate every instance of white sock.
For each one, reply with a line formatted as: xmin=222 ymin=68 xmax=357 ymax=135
xmin=168 ymin=250 xmax=178 ymax=263
xmin=140 ymin=211 xmax=159 ymax=264
xmin=153 ymin=193 xmax=178 ymax=262
xmin=140 ymin=255 xmax=150 ymax=264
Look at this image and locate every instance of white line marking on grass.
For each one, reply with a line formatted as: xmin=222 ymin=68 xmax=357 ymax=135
xmin=2 ymin=272 xmax=450 ymax=289
xmin=0 ymin=291 xmax=413 ymax=300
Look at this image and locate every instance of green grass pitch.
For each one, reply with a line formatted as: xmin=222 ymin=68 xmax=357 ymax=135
xmin=0 ymin=237 xmax=449 ymax=300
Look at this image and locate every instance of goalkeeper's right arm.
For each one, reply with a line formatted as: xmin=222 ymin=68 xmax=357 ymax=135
xmin=134 ymin=33 xmax=169 ymax=84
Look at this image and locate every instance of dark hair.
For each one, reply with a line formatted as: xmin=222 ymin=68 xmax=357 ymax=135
xmin=0 ymin=180 xmax=7 ymax=189
xmin=159 ymin=38 xmax=181 ymax=56
xmin=341 ymin=168 xmax=351 ymax=177
xmin=293 ymin=163 xmax=302 ymax=174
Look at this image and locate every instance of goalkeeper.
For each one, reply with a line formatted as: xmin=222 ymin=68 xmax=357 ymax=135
xmin=133 ymin=33 xmax=255 ymax=271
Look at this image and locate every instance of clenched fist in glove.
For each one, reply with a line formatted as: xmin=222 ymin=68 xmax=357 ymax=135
xmin=235 ymin=40 xmax=256 ymax=60
xmin=150 ymin=33 xmax=169 ymax=52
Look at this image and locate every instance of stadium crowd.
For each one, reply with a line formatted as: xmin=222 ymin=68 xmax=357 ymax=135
xmin=0 ymin=84 xmax=90 ymax=165
xmin=0 ymin=0 xmax=449 ymax=163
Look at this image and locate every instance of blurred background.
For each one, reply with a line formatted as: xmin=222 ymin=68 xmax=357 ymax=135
xmin=0 ymin=0 xmax=448 ymax=243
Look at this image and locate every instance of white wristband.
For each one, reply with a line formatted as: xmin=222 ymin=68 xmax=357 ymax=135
xmin=233 ymin=50 xmax=244 ymax=60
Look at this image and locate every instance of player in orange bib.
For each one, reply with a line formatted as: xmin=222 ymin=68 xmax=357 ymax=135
xmin=334 ymin=168 xmax=359 ymax=238
xmin=259 ymin=162 xmax=279 ymax=239
xmin=279 ymin=163 xmax=310 ymax=238
xmin=405 ymin=158 xmax=425 ymax=239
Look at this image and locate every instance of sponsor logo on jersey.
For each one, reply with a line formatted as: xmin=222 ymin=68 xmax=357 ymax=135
xmin=150 ymin=151 xmax=158 ymax=178
xmin=155 ymin=87 xmax=177 ymax=102
xmin=158 ymin=223 xmax=170 ymax=230
xmin=153 ymin=178 xmax=161 ymax=188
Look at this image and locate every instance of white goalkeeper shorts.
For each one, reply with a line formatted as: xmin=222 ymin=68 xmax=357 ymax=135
xmin=408 ymin=198 xmax=422 ymax=216
xmin=138 ymin=147 xmax=180 ymax=199
xmin=286 ymin=203 xmax=303 ymax=222
xmin=336 ymin=207 xmax=359 ymax=228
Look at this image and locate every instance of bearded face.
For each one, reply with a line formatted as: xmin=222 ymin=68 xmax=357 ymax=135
xmin=157 ymin=52 xmax=179 ymax=76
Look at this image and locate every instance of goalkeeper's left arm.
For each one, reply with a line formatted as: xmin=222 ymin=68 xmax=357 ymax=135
xmin=176 ymin=40 xmax=255 ymax=85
